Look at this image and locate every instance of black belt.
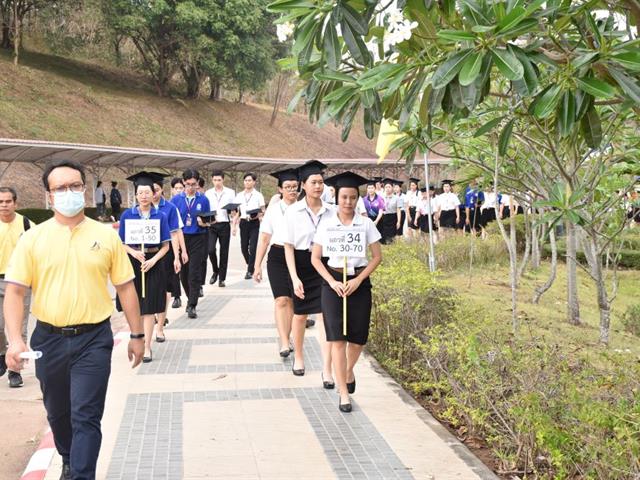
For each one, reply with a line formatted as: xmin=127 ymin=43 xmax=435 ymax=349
xmin=240 ymin=217 xmax=260 ymax=222
xmin=37 ymin=318 xmax=110 ymax=336
xmin=0 ymin=274 xmax=4 ymax=279
xmin=271 ymin=244 xmax=284 ymax=249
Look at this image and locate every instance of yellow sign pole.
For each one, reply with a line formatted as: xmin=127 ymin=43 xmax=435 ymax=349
xmin=343 ymin=255 xmax=347 ymax=336
xmin=141 ymin=241 xmax=146 ymax=298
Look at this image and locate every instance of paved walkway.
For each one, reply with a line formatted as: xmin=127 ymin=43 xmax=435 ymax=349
xmin=43 ymin=241 xmax=496 ymax=480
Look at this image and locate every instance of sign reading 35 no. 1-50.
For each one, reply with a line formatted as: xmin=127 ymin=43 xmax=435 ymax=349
xmin=322 ymin=226 xmax=367 ymax=258
xmin=124 ymin=219 xmax=161 ymax=245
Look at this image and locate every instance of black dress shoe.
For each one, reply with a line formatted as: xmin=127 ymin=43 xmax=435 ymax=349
xmin=322 ymin=373 xmax=335 ymax=389
xmin=60 ymin=463 xmax=71 ymax=480
xmin=8 ymin=371 xmax=23 ymax=388
xmin=244 ymin=271 xmax=252 ymax=280
xmin=347 ymin=377 xmax=356 ymax=394
xmin=0 ymin=354 xmax=6 ymax=378
xmin=209 ymin=273 xmax=218 ymax=285
xmin=218 ymin=280 xmax=225 ymax=288
xmin=156 ymin=335 xmax=166 ymax=343
xmin=305 ymin=317 xmax=316 ymax=328
xmin=339 ymin=401 xmax=352 ymax=413
xmin=292 ymin=362 xmax=305 ymax=376
xmin=171 ymin=298 xmax=181 ymax=309
xmin=279 ymin=348 xmax=290 ymax=358
xmin=142 ymin=351 xmax=153 ymax=363
xmin=199 ymin=286 xmax=204 ymax=297
xmin=187 ymin=306 xmax=198 ymax=319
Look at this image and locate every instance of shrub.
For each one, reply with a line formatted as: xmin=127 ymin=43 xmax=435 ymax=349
xmin=370 ymin=242 xmax=640 ymax=478
xmin=483 ymin=214 xmax=528 ymax=252
xmin=17 ymin=208 xmax=54 ymax=224
xmin=428 ymin=235 xmax=508 ymax=271
xmin=621 ymin=304 xmax=640 ymax=336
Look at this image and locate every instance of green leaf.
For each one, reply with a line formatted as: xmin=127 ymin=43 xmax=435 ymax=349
xmin=460 ymin=0 xmax=490 ymax=25
xmin=575 ymin=77 xmax=617 ymax=99
xmin=496 ymin=6 xmax=527 ymax=33
xmin=572 ymin=52 xmax=599 ymax=70
xmin=532 ymin=84 xmax=561 ymax=118
xmin=340 ymin=20 xmax=370 ymax=65
xmin=584 ymin=12 xmax=602 ymax=48
xmin=431 ymin=49 xmax=473 ymax=90
xmin=459 ymin=51 xmax=484 ymax=86
xmin=498 ymin=119 xmax=514 ymax=156
xmin=580 ymin=105 xmax=602 ymax=149
xmin=436 ymin=30 xmax=476 ymax=42
xmin=341 ymin=3 xmax=369 ymax=35
xmin=490 ymin=47 xmax=524 ymax=80
xmin=610 ymin=52 xmax=640 ymax=72
xmin=313 ymin=70 xmax=355 ymax=83
xmin=363 ymin=108 xmax=375 ymax=139
xmin=556 ymin=91 xmax=576 ymax=138
xmin=428 ymin=86 xmax=446 ymax=115
xmin=292 ymin=20 xmax=318 ymax=57
xmin=471 ymin=25 xmax=495 ymax=33
xmin=440 ymin=0 xmax=455 ymax=17
xmin=267 ymin=0 xmax=316 ymax=12
xmin=287 ymin=87 xmax=306 ymax=113
xmin=607 ymin=67 xmax=640 ymax=104
xmin=358 ymin=64 xmax=408 ymax=90
xmin=323 ymin=22 xmax=341 ymax=70
xmin=473 ymin=116 xmax=506 ymax=137
xmin=418 ymin=84 xmax=432 ymax=124
xmin=496 ymin=18 xmax=539 ymax=39
xmin=509 ymin=45 xmax=538 ymax=95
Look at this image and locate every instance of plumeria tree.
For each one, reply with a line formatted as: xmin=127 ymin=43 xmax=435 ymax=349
xmin=268 ymin=0 xmax=640 ymax=343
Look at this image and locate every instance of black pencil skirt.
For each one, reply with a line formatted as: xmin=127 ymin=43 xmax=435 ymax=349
xmin=116 ymin=251 xmax=167 ymax=315
xmin=381 ymin=213 xmax=397 ymax=244
xmin=292 ymin=249 xmax=322 ymax=315
xmin=321 ymin=269 xmax=372 ymax=345
xmin=480 ymin=208 xmax=497 ymax=227
xmin=419 ymin=214 xmax=437 ymax=233
xmin=407 ymin=207 xmax=419 ymax=230
xmin=440 ymin=209 xmax=457 ymax=228
xmin=266 ymin=245 xmax=293 ymax=299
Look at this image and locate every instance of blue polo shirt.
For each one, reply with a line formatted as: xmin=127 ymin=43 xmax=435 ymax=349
xmin=156 ymin=197 xmax=180 ymax=232
xmin=118 ymin=206 xmax=171 ymax=248
xmin=172 ymin=192 xmax=211 ymax=235
xmin=464 ymin=187 xmax=484 ymax=209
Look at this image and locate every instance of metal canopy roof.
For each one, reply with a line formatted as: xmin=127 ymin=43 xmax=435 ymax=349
xmin=0 ymin=138 xmax=449 ymax=178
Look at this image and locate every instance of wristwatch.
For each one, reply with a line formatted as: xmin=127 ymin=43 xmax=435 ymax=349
xmin=130 ymin=333 xmax=145 ymax=339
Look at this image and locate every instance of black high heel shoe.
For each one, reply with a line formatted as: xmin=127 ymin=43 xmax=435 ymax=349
xmin=347 ymin=377 xmax=356 ymax=394
xmin=279 ymin=348 xmax=290 ymax=358
xmin=292 ymin=361 xmax=305 ymax=376
xmin=322 ymin=373 xmax=335 ymax=389
xmin=339 ymin=399 xmax=352 ymax=413
xmin=143 ymin=350 xmax=153 ymax=363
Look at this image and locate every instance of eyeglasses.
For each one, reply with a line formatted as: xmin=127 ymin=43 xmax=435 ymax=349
xmin=282 ymin=185 xmax=298 ymax=191
xmin=50 ymin=183 xmax=85 ymax=194
xmin=184 ymin=181 xmax=198 ymax=188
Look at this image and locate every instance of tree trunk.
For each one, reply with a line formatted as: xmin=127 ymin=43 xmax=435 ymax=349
xmin=1 ymin=21 xmax=10 ymax=49
xmin=565 ymin=220 xmax=581 ymax=325
xmin=531 ymin=219 xmax=543 ymax=269
xmin=12 ymin=2 xmax=19 ymax=66
xmin=209 ymin=78 xmax=221 ymax=101
xmin=237 ymin=87 xmax=244 ymax=103
xmin=182 ymin=65 xmax=201 ymax=98
xmin=582 ymin=235 xmax=611 ymax=345
xmin=270 ymin=72 xmax=289 ymax=126
xmin=517 ymin=208 xmax=531 ymax=278
xmin=533 ymin=224 xmax=557 ymax=304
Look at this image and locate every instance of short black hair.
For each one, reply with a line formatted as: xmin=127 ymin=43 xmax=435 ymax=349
xmin=42 ymin=160 xmax=86 ymax=192
xmin=97 ymin=180 xmax=102 ymax=187
xmin=0 ymin=186 xmax=17 ymax=201
xmin=198 ymin=177 xmax=205 ymax=188
xmin=171 ymin=177 xmax=184 ymax=188
xmin=243 ymin=172 xmax=257 ymax=181
xmin=211 ymin=170 xmax=225 ymax=179
xmin=182 ymin=169 xmax=200 ymax=181
xmin=111 ymin=181 xmax=118 ymax=187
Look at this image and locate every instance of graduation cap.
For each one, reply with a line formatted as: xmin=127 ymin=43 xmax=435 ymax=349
xmin=373 ymin=176 xmax=383 ymax=182
xmin=296 ymin=160 xmax=327 ymax=181
xmin=419 ymin=187 xmax=427 ymax=193
xmin=441 ymin=179 xmax=454 ymax=186
xmin=409 ymin=177 xmax=421 ymax=185
xmin=247 ymin=207 xmax=262 ymax=219
xmin=394 ymin=179 xmax=404 ymax=187
xmin=196 ymin=211 xmax=216 ymax=223
xmin=324 ymin=171 xmax=370 ymax=190
xmin=366 ymin=178 xmax=377 ymax=186
xmin=429 ymin=184 xmax=436 ymax=190
xmin=270 ymin=168 xmax=298 ymax=187
xmin=222 ymin=202 xmax=241 ymax=212
xmin=126 ymin=171 xmax=168 ymax=191
xmin=382 ymin=177 xmax=396 ymax=186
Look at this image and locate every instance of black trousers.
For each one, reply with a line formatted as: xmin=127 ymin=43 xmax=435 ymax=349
xmin=31 ymin=320 xmax=113 ymax=480
xmin=200 ymin=230 xmax=208 ymax=286
xmin=180 ymin=233 xmax=206 ymax=307
xmin=208 ymin=222 xmax=231 ymax=282
xmin=239 ymin=219 xmax=260 ymax=274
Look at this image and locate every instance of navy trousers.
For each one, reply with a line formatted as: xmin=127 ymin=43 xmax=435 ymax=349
xmin=30 ymin=321 xmax=113 ymax=480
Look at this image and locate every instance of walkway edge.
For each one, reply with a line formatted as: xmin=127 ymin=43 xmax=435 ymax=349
xmin=363 ymin=350 xmax=499 ymax=480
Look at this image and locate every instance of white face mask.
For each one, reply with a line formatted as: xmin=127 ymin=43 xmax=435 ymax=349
xmin=53 ymin=190 xmax=85 ymax=217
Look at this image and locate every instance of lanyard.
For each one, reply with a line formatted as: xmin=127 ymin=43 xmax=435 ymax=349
xmin=185 ymin=196 xmax=197 ymax=216
xmin=244 ymin=192 xmax=253 ymax=205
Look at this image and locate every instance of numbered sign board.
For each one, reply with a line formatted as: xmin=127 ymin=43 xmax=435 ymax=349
xmin=124 ymin=219 xmax=161 ymax=245
xmin=322 ymin=226 xmax=367 ymax=258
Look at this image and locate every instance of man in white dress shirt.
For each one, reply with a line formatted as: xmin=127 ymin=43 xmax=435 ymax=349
xmin=232 ymin=172 xmax=266 ymax=279
xmin=205 ymin=171 xmax=236 ymax=287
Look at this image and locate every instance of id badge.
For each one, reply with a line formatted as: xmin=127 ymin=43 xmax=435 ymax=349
xmin=186 ymin=214 xmax=192 ymax=227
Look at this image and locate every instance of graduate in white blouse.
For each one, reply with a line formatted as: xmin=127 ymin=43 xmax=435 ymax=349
xmin=435 ymin=179 xmax=460 ymax=239
xmin=284 ymin=160 xmax=334 ymax=385
xmin=311 ymin=172 xmax=382 ymax=413
xmin=254 ymin=169 xmax=299 ymax=358
xmin=405 ymin=177 xmax=421 ymax=238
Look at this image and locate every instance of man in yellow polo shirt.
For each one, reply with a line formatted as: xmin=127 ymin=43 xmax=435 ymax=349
xmin=0 ymin=186 xmax=33 ymax=388
xmin=3 ymin=160 xmax=144 ymax=480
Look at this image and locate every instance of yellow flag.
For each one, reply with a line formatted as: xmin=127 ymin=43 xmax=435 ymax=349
xmin=375 ymin=118 xmax=404 ymax=164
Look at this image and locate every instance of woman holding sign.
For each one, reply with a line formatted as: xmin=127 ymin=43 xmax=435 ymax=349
xmin=117 ymin=172 xmax=171 ymax=363
xmin=311 ymin=172 xmax=382 ymax=413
